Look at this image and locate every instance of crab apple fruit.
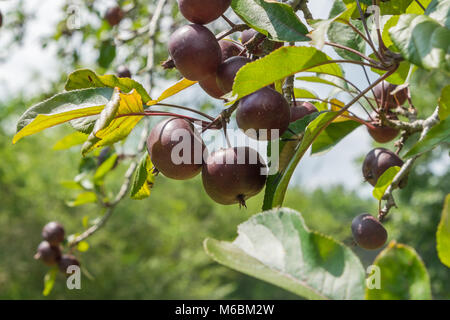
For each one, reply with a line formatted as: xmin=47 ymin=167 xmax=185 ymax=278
xmin=59 ymin=254 xmax=80 ymax=274
xmin=236 ymin=87 xmax=291 ymax=140
xmin=199 ymin=40 xmax=242 ymax=99
xmin=373 ymin=81 xmax=408 ymax=109
xmin=105 ymin=6 xmax=124 ymax=26
xmin=216 ymin=56 xmax=251 ymax=93
xmin=178 ymin=0 xmax=231 ymax=25
xmin=202 ymin=147 xmax=267 ymax=206
xmin=168 ymin=24 xmax=222 ymax=81
xmin=362 ymin=148 xmax=404 ymax=186
xmin=147 ymin=117 xmax=206 ymax=180
xmin=367 ymin=112 xmax=399 ymax=143
xmin=219 ymin=39 xmax=242 ymax=61
xmin=199 ymin=74 xmax=225 ymax=99
xmin=351 ymin=214 xmax=387 ymax=250
xmin=34 ymin=241 xmax=61 ymax=266
xmin=290 ymin=102 xmax=318 ymax=122
xmin=42 ymin=221 xmax=65 ymax=246
xmin=116 ymin=66 xmax=131 ymax=78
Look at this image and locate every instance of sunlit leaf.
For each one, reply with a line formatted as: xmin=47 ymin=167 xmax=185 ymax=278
xmin=147 ymin=78 xmax=197 ymax=106
xmin=311 ymin=120 xmax=361 ymax=154
xmin=53 ymin=131 xmax=88 ymax=150
xmin=437 ymin=194 xmax=450 ymax=268
xmin=204 ymin=208 xmax=365 ymax=300
xmin=439 ymin=85 xmax=450 ymax=120
xmin=366 ymin=241 xmax=432 ymax=300
xmin=67 ymin=192 xmax=97 ymax=207
xmin=390 ymin=14 xmax=450 ymax=73
xmin=77 ymin=241 xmax=90 ymax=252
xmin=372 ymin=166 xmax=401 ymax=201
xmin=94 ymin=153 xmax=118 ymax=185
xmin=309 ymin=2 xmax=357 ymax=50
xmin=42 ymin=268 xmax=58 ymax=296
xmin=65 ymin=69 xmax=151 ymax=103
xmin=292 ymin=88 xmax=317 ymax=99
xmin=233 ymin=46 xmax=343 ymax=100
xmin=231 ymin=0 xmax=308 ymax=42
xmin=425 ymin=0 xmax=450 ymax=28
xmin=130 ymin=154 xmax=155 ymax=200
xmin=13 ymin=88 xmax=113 ymax=144
xmin=82 ymin=88 xmax=144 ymax=155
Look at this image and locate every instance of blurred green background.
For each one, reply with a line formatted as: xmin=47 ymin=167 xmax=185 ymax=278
xmin=0 ymin=0 xmax=449 ymax=299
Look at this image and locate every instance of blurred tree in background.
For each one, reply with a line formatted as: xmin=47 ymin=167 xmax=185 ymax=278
xmin=0 ymin=0 xmax=448 ymax=299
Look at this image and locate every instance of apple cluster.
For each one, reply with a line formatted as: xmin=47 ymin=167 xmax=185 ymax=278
xmin=34 ymin=222 xmax=80 ymax=274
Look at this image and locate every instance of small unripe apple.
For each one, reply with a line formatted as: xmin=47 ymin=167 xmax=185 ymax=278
xmin=42 ymin=221 xmax=65 ymax=246
xmin=351 ymin=213 xmax=387 ymax=250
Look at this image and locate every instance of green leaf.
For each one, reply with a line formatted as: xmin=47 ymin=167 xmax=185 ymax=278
xmin=67 ymin=191 xmax=97 ymax=207
xmin=65 ymin=69 xmax=151 ymax=104
xmin=390 ymin=14 xmax=450 ymax=73
xmin=267 ymin=112 xmax=319 ymax=178
xmin=328 ymin=20 xmax=365 ymax=61
xmin=230 ymin=0 xmax=308 ymax=42
xmin=98 ymin=40 xmax=116 ymax=68
xmin=410 ymin=68 xmax=450 ymax=112
xmin=425 ymin=0 xmax=450 ymax=28
xmin=42 ymin=268 xmax=58 ymax=296
xmin=406 ymin=0 xmax=432 ymax=14
xmin=296 ymin=75 xmax=349 ymax=91
xmin=372 ymin=166 xmax=401 ymax=201
xmin=311 ymin=120 xmax=361 ymax=154
xmin=94 ymin=153 xmax=118 ymax=185
xmin=263 ymin=112 xmax=340 ymax=210
xmin=60 ymin=180 xmax=84 ymax=190
xmin=204 ymin=208 xmax=365 ymax=300
xmin=366 ymin=241 xmax=432 ymax=300
xmin=130 ymin=154 xmax=155 ymax=200
xmin=233 ymin=46 xmax=343 ymax=100
xmin=379 ymin=0 xmax=414 ymax=15
xmin=382 ymin=15 xmax=400 ymax=49
xmin=13 ymin=87 xmax=113 ymax=144
xmin=371 ymin=60 xmax=412 ymax=85
xmin=82 ymin=88 xmax=144 ymax=155
xmin=309 ymin=2 xmax=357 ymax=50
xmin=404 ymin=118 xmax=450 ymax=158
xmin=437 ymin=194 xmax=450 ymax=268
xmin=53 ymin=131 xmax=88 ymax=150
xmin=292 ymin=88 xmax=317 ymax=99
xmin=439 ymin=85 xmax=450 ymax=119
xmin=147 ymin=78 xmax=197 ymax=106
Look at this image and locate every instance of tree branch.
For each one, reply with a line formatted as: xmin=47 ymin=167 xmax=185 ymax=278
xmin=379 ymin=106 xmax=441 ymax=220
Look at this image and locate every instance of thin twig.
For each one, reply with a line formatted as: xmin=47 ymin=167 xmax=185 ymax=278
xmin=324 ymin=41 xmax=378 ymax=65
xmin=414 ymin=0 xmax=426 ymax=11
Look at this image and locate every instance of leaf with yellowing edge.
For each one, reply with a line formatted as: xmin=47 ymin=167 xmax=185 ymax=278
xmin=329 ymin=99 xmax=353 ymax=122
xmin=147 ymin=78 xmax=197 ymax=106
xmin=13 ymin=87 xmax=114 ymax=144
xmin=82 ymin=88 xmax=144 ymax=155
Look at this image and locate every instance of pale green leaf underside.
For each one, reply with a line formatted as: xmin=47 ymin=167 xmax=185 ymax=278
xmin=204 ymin=208 xmax=365 ymax=300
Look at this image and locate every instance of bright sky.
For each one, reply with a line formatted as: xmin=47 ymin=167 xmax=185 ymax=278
xmin=3 ymin=0 xmax=441 ymax=198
